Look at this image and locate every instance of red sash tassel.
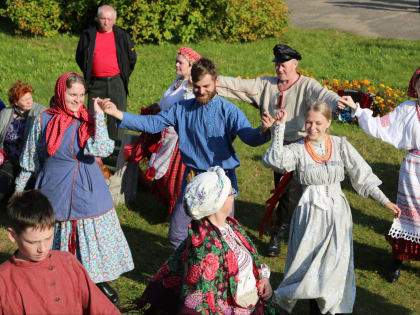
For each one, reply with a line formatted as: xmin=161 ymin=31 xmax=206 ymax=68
xmin=259 ymin=171 xmax=293 ymax=238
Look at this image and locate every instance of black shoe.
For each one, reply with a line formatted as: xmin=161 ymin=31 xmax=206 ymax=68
xmin=97 ymin=282 xmax=120 ymax=305
xmin=387 ymin=269 xmax=400 ymax=283
xmin=267 ymin=224 xmax=289 ymax=257
xmin=267 ymin=234 xmax=281 ymax=257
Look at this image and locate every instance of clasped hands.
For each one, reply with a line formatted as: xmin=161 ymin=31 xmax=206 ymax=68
xmin=92 ymin=97 xmax=123 ymax=121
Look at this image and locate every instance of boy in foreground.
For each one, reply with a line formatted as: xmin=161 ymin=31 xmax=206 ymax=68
xmin=0 ymin=190 xmax=120 ymax=315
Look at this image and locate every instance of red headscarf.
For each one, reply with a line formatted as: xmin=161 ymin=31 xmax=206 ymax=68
xmin=177 ymin=46 xmax=201 ymax=63
xmin=45 ymin=72 xmax=94 ymax=156
xmin=407 ymin=67 xmax=420 ymax=98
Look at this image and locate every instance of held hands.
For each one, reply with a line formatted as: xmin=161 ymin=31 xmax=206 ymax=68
xmin=92 ymin=97 xmax=105 ymax=114
xmin=274 ymin=109 xmax=288 ymax=124
xmin=385 ymin=202 xmax=401 ymax=219
xmin=338 ymin=96 xmax=357 ymax=110
xmin=258 ymin=277 xmax=273 ymax=301
xmin=260 ymin=109 xmax=288 ymax=132
xmin=260 ymin=112 xmax=276 ymax=132
xmin=96 ymin=98 xmax=123 ymax=121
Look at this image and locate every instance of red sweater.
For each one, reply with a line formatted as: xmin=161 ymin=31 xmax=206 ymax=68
xmin=0 ymin=250 xmax=120 ymax=315
xmin=91 ymin=31 xmax=120 ymax=77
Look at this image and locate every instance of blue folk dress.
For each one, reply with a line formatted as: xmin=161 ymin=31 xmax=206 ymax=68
xmin=16 ymin=112 xmax=134 ymax=283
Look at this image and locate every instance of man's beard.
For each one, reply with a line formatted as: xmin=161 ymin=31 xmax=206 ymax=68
xmin=195 ymin=89 xmax=217 ymax=105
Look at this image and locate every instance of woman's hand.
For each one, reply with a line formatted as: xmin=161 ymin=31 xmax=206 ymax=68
xmin=338 ymin=95 xmax=357 ymax=110
xmin=258 ymin=278 xmax=273 ymax=301
xmin=274 ymin=109 xmax=287 ymax=124
xmin=92 ymin=97 xmax=105 ymax=114
xmin=385 ymin=202 xmax=401 ymax=219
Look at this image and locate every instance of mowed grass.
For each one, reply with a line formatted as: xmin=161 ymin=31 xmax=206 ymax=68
xmin=0 ymin=20 xmax=419 ymax=314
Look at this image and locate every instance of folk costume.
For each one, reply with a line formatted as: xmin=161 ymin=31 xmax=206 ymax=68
xmin=127 ymin=47 xmax=200 ymax=215
xmin=118 ymin=95 xmax=271 ymax=249
xmin=15 ymin=73 xmax=134 ymax=283
xmin=217 ymin=44 xmax=340 ymax=256
xmin=262 ymin=124 xmax=391 ymax=314
xmin=138 ymin=166 xmax=277 ymax=315
xmin=352 ymin=69 xmax=420 ymax=262
xmin=0 ymin=102 xmax=45 ymax=195
xmin=0 ymin=251 xmax=120 ymax=315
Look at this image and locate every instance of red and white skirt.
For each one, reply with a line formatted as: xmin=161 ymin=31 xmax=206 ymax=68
xmin=386 ymin=150 xmax=420 ymax=261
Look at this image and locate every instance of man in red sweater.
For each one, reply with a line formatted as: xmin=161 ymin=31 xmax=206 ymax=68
xmin=0 ymin=190 xmax=120 ymax=315
xmin=76 ymin=5 xmax=137 ymax=141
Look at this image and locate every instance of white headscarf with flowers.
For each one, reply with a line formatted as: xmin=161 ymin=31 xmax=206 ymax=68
xmin=183 ymin=166 xmax=231 ymax=220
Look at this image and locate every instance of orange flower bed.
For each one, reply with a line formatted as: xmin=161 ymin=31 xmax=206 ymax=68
xmin=322 ymin=78 xmax=408 ymax=117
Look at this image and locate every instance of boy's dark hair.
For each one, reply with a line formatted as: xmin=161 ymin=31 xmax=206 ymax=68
xmin=191 ymin=57 xmax=218 ymax=83
xmin=7 ymin=190 xmax=55 ymax=235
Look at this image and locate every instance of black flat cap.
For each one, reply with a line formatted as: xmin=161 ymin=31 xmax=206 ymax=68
xmin=272 ymin=44 xmax=302 ymax=62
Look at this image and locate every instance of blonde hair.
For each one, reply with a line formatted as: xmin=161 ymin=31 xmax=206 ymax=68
xmin=305 ymin=101 xmax=332 ymax=121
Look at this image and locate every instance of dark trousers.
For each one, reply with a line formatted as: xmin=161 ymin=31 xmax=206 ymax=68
xmin=273 ymin=171 xmax=302 ymax=229
xmin=88 ymin=74 xmax=127 ymax=141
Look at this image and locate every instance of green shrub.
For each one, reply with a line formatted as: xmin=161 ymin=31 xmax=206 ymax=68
xmin=1 ymin=0 xmax=289 ymax=43
xmin=2 ymin=0 xmax=63 ymax=37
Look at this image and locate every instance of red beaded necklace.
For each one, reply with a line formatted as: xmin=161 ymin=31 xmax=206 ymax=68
xmin=416 ymin=101 xmax=420 ymax=123
xmin=305 ymin=133 xmax=332 ymax=164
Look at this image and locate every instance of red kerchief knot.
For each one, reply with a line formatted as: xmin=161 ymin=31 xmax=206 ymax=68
xmin=407 ymin=67 xmax=420 ymax=98
xmin=177 ymin=46 xmax=201 ymax=62
xmin=45 ymin=72 xmax=94 ymax=156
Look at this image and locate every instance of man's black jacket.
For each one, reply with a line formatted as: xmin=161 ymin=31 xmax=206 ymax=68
xmin=76 ymin=25 xmax=137 ymax=95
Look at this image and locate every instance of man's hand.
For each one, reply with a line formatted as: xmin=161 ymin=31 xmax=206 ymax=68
xmin=98 ymin=99 xmax=123 ymax=121
xmin=260 ymin=111 xmax=276 ymax=132
xmin=338 ymin=95 xmax=357 ymax=110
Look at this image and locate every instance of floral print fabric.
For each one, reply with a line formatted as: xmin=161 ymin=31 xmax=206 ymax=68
xmin=141 ymin=217 xmax=278 ymax=315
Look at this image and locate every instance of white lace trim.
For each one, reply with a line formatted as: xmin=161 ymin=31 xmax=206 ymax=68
xmin=388 ymin=220 xmax=420 ymax=244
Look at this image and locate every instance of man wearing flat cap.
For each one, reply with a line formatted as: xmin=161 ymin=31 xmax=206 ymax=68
xmin=217 ymin=44 xmax=341 ymax=257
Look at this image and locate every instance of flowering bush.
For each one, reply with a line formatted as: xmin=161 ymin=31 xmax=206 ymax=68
xmin=322 ymin=78 xmax=409 ymax=117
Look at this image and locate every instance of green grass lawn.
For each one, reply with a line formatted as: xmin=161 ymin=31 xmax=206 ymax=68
xmin=0 ymin=20 xmax=419 ymax=314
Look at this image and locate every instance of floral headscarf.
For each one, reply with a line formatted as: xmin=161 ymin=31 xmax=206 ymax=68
xmin=45 ymin=73 xmax=94 ymax=156
xmin=178 ymin=46 xmax=202 ymax=63
xmin=183 ymin=166 xmax=231 ymax=220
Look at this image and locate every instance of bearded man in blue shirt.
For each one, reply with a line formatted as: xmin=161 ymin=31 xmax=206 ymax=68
xmin=100 ymin=57 xmax=272 ymax=249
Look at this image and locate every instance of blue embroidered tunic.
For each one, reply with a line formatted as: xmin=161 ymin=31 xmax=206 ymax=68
xmin=119 ymin=95 xmax=271 ymax=177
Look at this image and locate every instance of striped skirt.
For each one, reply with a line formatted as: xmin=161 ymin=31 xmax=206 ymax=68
xmin=386 ymin=150 xmax=420 ymax=261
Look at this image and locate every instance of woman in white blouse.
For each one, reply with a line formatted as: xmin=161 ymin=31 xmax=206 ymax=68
xmin=339 ymin=67 xmax=420 ymax=283
xmin=262 ymin=103 xmax=400 ymax=314
xmin=140 ymin=47 xmax=201 ymax=215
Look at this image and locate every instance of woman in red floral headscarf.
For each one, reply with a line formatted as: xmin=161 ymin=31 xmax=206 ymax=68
xmin=339 ymin=67 xmax=420 ymax=283
xmin=134 ymin=166 xmax=279 ymax=315
xmin=15 ymin=72 xmax=134 ymax=305
xmin=124 ymin=47 xmax=201 ymax=215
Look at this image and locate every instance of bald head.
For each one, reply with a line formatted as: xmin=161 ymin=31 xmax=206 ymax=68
xmin=97 ymin=5 xmax=117 ymax=33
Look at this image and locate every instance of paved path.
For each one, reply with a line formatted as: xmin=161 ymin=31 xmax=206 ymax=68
xmin=287 ymin=0 xmax=420 ymax=40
